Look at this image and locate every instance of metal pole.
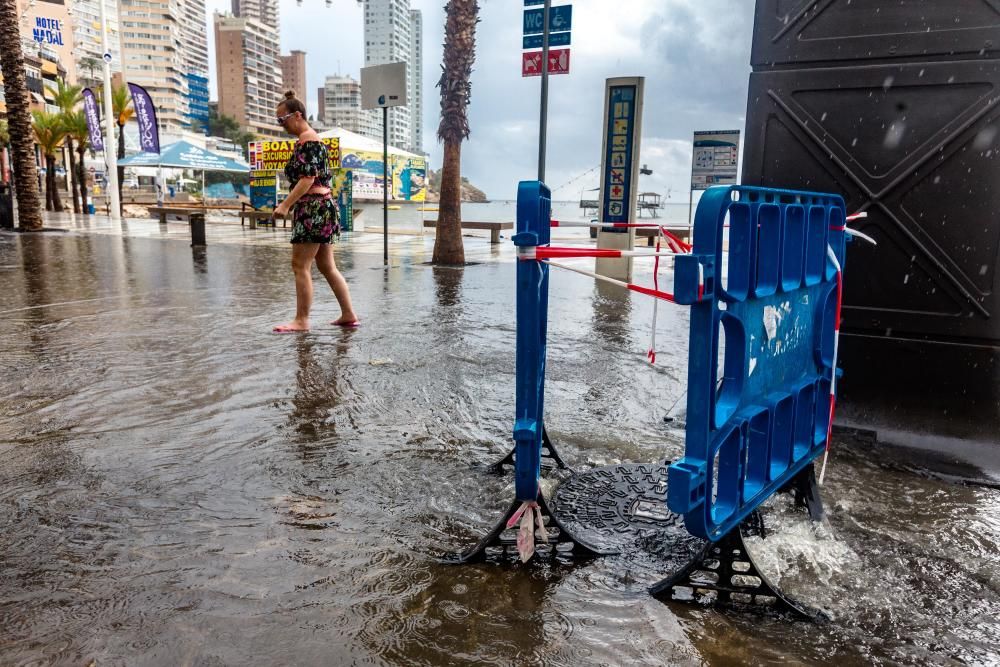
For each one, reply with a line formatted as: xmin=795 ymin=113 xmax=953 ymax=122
xmin=99 ymin=0 xmax=120 ymax=221
xmin=383 ymin=105 xmax=388 ymax=266
xmin=537 ymin=0 xmax=551 ymax=183
xmin=687 ymin=188 xmax=694 ymax=243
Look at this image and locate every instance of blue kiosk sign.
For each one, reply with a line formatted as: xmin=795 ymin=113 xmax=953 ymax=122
xmin=600 ymin=79 xmax=643 ymax=227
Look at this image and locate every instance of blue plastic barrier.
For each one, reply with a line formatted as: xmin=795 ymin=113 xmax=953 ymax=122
xmin=511 ymin=181 xmax=552 ymax=503
xmin=668 ymin=185 xmax=847 ymax=540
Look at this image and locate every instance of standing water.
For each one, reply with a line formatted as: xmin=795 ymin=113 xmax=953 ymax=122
xmin=1 ymin=221 xmax=998 ymax=665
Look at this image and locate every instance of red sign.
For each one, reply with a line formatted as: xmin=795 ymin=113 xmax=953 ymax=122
xmin=522 ymin=48 xmax=570 ymax=77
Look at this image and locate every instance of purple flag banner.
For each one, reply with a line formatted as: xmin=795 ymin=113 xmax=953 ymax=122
xmin=81 ymin=88 xmax=104 ymax=152
xmin=127 ymin=83 xmax=160 ymax=154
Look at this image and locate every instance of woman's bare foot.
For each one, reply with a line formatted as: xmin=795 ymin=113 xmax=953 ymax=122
xmin=331 ymin=315 xmax=360 ymax=327
xmin=273 ymin=320 xmax=310 ymax=333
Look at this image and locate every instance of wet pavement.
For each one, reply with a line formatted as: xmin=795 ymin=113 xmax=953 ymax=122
xmin=1 ymin=214 xmax=999 ymax=666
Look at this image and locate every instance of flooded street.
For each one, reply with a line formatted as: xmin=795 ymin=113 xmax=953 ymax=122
xmin=2 ymin=221 xmax=999 ymax=666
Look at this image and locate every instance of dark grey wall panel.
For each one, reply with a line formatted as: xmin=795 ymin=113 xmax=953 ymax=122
xmin=744 ymin=60 xmax=1000 ymax=340
xmin=752 ymin=0 xmax=1000 ymax=66
xmin=744 ymin=1 xmax=1000 ymax=458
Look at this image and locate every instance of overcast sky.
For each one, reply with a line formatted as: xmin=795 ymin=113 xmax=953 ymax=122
xmin=205 ymin=0 xmax=756 ymax=199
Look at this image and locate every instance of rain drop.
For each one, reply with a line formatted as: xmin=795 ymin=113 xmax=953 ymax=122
xmin=883 ymin=76 xmax=895 ymax=91
xmin=884 ymin=122 xmax=906 ymax=149
xmin=972 ymin=126 xmax=998 ymax=150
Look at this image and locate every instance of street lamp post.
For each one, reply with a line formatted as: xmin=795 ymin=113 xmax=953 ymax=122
xmin=98 ymin=0 xmax=120 ymax=221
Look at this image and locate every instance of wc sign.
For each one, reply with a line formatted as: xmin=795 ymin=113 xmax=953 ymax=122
xmin=521 ymin=2 xmax=572 ymax=77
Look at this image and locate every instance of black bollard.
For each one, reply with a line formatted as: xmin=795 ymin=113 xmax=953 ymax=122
xmin=189 ymin=213 xmax=206 ymax=247
xmin=0 ymin=182 xmax=13 ymax=230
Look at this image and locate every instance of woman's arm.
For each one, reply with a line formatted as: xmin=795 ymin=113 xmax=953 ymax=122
xmin=274 ymin=176 xmax=315 ymax=218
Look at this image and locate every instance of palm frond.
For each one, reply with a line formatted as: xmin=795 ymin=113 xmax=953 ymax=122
xmin=31 ymin=110 xmax=67 ymax=155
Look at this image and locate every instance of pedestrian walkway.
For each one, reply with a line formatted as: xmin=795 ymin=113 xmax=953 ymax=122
xmin=35 ymin=211 xmax=515 ymax=264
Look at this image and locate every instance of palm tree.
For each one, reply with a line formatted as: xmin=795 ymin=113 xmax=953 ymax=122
xmin=53 ymin=80 xmax=84 ymax=213
xmin=432 ymin=0 xmax=480 ymax=265
xmin=0 ymin=0 xmax=44 ymax=230
xmin=32 ymin=110 xmax=67 ymax=212
xmin=62 ymin=110 xmax=91 ymax=215
xmin=79 ymin=57 xmax=101 ymax=88
xmin=111 ymin=84 xmax=134 ymax=213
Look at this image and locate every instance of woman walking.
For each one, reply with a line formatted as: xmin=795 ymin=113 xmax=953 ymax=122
xmin=272 ymin=91 xmax=359 ymax=333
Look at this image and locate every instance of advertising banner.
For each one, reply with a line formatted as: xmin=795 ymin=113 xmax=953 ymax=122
xmin=333 ymin=169 xmax=353 ymax=232
xmin=250 ymin=170 xmax=277 ymax=210
xmin=127 ymin=83 xmax=160 ymax=154
xmin=391 ymin=156 xmax=427 ymax=202
xmin=248 ymin=138 xmax=341 ymax=171
xmin=81 ymin=88 xmax=104 ymax=152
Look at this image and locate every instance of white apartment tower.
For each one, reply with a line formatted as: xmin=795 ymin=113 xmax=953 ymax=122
xmin=117 ymin=0 xmax=210 ymax=134
xmin=180 ymin=0 xmax=210 ymax=78
xmin=363 ymin=0 xmax=423 ymax=154
xmin=408 ymin=9 xmax=423 ymax=154
xmin=320 ymin=75 xmax=383 ymax=140
xmin=70 ymin=0 xmax=123 ymax=88
xmin=118 ymin=0 xmax=186 ymax=133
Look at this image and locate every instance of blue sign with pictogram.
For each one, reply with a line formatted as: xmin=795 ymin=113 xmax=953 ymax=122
xmin=523 ymin=31 xmax=571 ymax=49
xmin=523 ymin=5 xmax=572 ymax=35
xmin=601 ymin=84 xmax=638 ymax=225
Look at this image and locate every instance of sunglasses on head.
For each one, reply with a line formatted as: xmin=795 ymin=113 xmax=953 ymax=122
xmin=277 ymin=111 xmax=298 ymax=126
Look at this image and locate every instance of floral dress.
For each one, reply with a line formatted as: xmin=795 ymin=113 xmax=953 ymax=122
xmin=284 ymin=140 xmax=340 ymax=244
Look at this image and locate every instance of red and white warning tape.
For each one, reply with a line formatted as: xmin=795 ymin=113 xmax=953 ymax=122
xmin=542 ymin=260 xmax=677 ymax=303
xmin=519 ymin=246 xmax=684 ymax=261
xmin=818 ymin=245 xmax=843 ymax=486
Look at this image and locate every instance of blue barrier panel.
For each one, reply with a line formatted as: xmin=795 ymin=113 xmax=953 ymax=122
xmin=511 ymin=181 xmax=552 ymax=502
xmin=668 ymin=185 xmax=847 ymax=541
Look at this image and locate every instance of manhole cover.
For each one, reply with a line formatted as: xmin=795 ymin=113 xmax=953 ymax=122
xmin=550 ymin=463 xmax=705 ymax=559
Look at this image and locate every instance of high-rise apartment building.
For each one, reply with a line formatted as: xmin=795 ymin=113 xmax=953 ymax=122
xmin=181 ymin=0 xmax=210 ymax=77
xmin=118 ymin=0 xmax=209 ymax=134
xmin=280 ymin=50 xmax=307 ymax=107
xmin=319 ymin=74 xmax=383 ymax=140
xmin=69 ymin=0 xmax=122 ymax=89
xmin=408 ymin=9 xmax=423 ymax=154
xmin=118 ymin=0 xmax=187 ymax=133
xmin=363 ymin=0 xmax=423 ymax=154
xmin=232 ymin=0 xmax=278 ymax=31
xmin=181 ymin=0 xmax=210 ymax=133
xmin=214 ymin=13 xmax=283 ymax=138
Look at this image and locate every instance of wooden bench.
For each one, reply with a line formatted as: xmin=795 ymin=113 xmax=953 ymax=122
xmin=240 ymin=203 xmax=284 ymax=229
xmin=149 ymin=206 xmax=201 ymax=224
xmin=424 ymin=220 xmax=514 ymax=245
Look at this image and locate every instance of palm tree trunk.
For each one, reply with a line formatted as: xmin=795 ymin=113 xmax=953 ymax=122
xmin=0 ymin=0 xmax=44 ymax=230
xmin=432 ymin=0 xmax=480 ymax=265
xmin=46 ymin=155 xmax=63 ymax=212
xmin=77 ymin=148 xmax=89 ymax=214
xmin=432 ymin=140 xmax=465 ymax=265
xmin=66 ymin=137 xmax=80 ymax=213
xmin=117 ymin=124 xmax=125 ymax=214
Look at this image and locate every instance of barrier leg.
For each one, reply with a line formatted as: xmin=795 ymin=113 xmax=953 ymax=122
xmin=443 ymin=489 xmax=606 ymax=564
xmin=650 ymin=466 xmax=827 ymax=621
xmin=447 ymin=181 xmax=613 ymax=564
xmin=486 ymin=427 xmax=572 ymax=476
xmin=779 ymin=463 xmax=825 ymax=522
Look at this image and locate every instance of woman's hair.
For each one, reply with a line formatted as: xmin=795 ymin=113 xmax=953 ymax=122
xmin=279 ymin=90 xmax=306 ymax=116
